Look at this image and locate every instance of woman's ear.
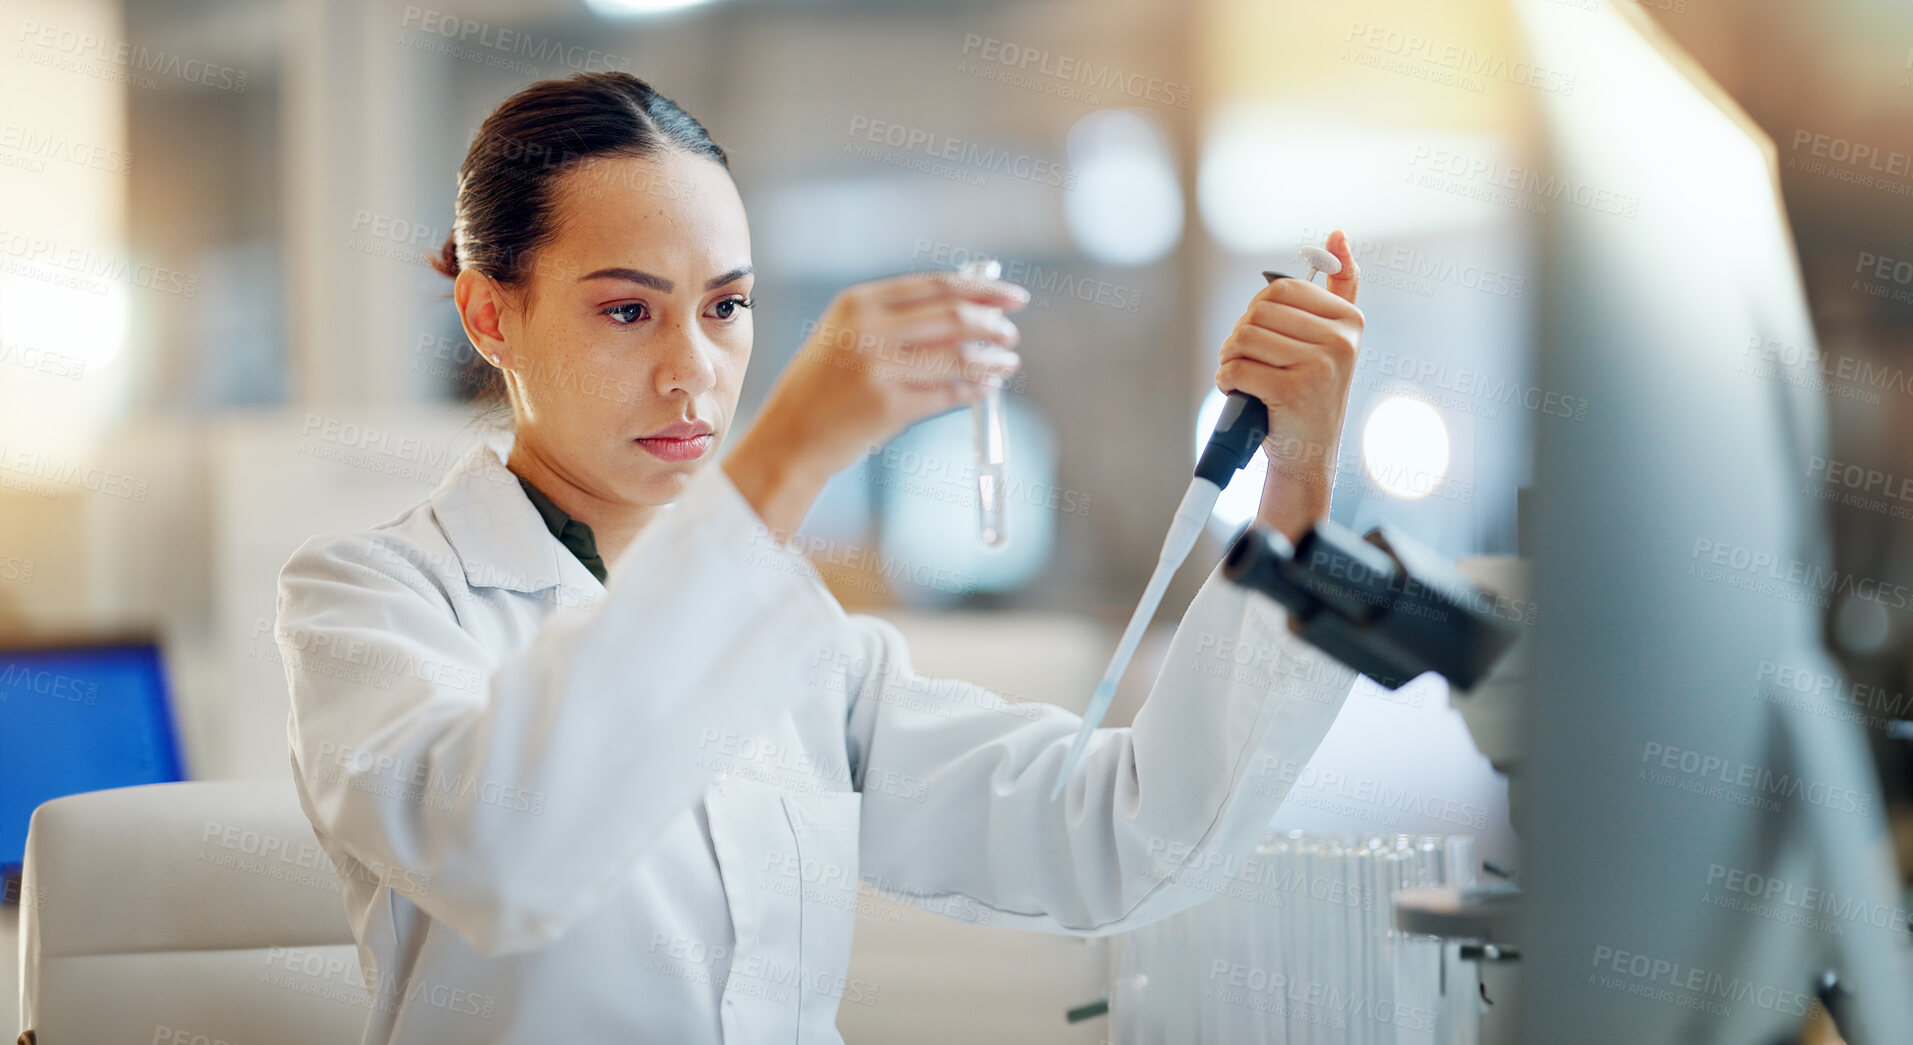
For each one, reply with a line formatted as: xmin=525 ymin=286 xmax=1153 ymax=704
xmin=454 ymin=269 xmax=513 ymax=371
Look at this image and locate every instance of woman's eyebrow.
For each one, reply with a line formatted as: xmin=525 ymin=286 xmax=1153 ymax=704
xmin=578 ymin=267 xmax=673 ymax=291
xmin=574 ymin=266 xmax=753 ymax=292
xmin=705 ymin=266 xmax=752 ymax=290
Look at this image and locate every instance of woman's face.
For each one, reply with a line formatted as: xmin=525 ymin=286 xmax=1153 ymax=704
xmin=486 ymin=149 xmax=753 ymax=508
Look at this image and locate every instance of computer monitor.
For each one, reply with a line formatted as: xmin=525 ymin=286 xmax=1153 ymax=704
xmin=1516 ymin=1 xmax=1913 ymax=1041
xmin=0 ymin=636 xmax=185 ymax=887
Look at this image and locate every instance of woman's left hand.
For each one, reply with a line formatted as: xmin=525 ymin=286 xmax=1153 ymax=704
xmin=1214 ymin=229 xmax=1363 ymax=544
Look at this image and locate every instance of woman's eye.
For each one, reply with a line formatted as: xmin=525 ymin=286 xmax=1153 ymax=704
xmin=709 ymin=296 xmax=753 ymax=321
xmin=604 ymin=303 xmax=647 ymax=325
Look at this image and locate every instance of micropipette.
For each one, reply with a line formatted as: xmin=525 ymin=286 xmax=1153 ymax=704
xmin=957 ymin=257 xmax=1011 ymax=548
xmin=1048 ymin=248 xmax=1342 ymax=801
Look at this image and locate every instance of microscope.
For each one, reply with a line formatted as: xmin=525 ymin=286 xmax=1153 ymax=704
xmin=1222 ymin=520 xmax=1529 ymax=953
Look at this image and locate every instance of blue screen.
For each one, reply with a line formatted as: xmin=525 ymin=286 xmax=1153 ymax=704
xmin=0 ymin=643 xmax=185 ymax=871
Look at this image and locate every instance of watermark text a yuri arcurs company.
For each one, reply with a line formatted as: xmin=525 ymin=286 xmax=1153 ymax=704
xmin=1296 ymin=224 xmax=1528 ymax=303
xmin=1785 ymin=127 xmax=1913 ymax=198
xmin=197 ymin=818 xmax=433 ymax=900
xmin=644 ymin=928 xmax=881 ymax=1008
xmin=1404 ymin=145 xmax=1639 ymax=219
xmin=955 ymin=33 xmax=1190 ymax=110
xmin=1201 ymin=959 xmax=1441 ymax=1035
xmin=1140 ymin=832 xmax=1381 ymax=915
xmin=0 ymin=661 xmax=98 ymax=707
xmin=799 ymin=317 xmax=1031 ymax=395
xmin=0 ymin=119 xmax=129 ymax=177
xmin=349 ymin=208 xmax=445 ymax=268
xmin=1740 ymin=334 xmax=1913 ymax=406
xmin=0 ymin=225 xmax=199 ymax=298
xmin=911 ymin=238 xmax=1142 ymax=314
xmin=1635 ymin=739 xmax=1872 ymax=818
xmin=0 ymin=552 xmax=34 ymax=587
xmin=306 ymin=739 xmax=548 ymax=818
xmin=295 ymin=412 xmax=467 ymax=487
xmin=1699 ymin=861 xmax=1908 ymax=941
xmin=1850 ymin=248 xmax=1913 ymax=307
xmin=843 ymin=114 xmax=1078 ymax=190
xmin=745 ymin=526 xmax=979 ymax=599
xmin=12 ymin=18 xmax=249 ymax=92
xmin=261 ymin=947 xmax=498 ymax=1023
xmin=0 ymin=334 xmax=88 ymax=382
xmin=1754 ymin=658 xmax=1913 ymax=738
xmin=0 ymin=442 xmax=150 ymax=502
xmin=854 ymin=441 xmax=1094 ymax=522
xmin=396 ymin=6 xmax=633 ymax=80
xmin=1587 ymin=943 xmax=1818 ymax=1021
xmin=1342 ymin=20 xmax=1577 ymax=96
xmin=694 ymin=725 xmax=861 ymax=799
xmin=1804 ymin=453 xmax=1913 ymax=521
xmin=1251 ymin=752 xmax=1495 ymax=831
xmin=1190 ymin=630 xmax=1374 ymax=707
xmin=1687 ymin=536 xmax=1912 ymax=613
xmin=153 ymin=1024 xmax=249 ymax=1045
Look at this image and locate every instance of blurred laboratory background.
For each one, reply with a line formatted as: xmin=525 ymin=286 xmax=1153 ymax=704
xmin=4 ymin=0 xmax=1913 ymax=1042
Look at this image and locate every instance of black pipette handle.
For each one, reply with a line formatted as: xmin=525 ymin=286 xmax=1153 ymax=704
xmin=1196 ymin=392 xmax=1268 ymax=486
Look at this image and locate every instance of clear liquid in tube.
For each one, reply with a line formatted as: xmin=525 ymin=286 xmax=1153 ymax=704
xmin=957 ymin=257 xmax=1009 ymax=547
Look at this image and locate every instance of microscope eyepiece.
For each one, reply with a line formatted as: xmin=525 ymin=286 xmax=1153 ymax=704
xmin=1224 ymin=520 xmax=1522 ymax=692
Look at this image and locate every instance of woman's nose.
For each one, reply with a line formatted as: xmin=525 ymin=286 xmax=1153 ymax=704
xmin=653 ymin=323 xmax=719 ymax=399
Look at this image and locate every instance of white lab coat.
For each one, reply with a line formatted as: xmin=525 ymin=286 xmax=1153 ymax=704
xmin=275 ymin=433 xmax=1357 ymax=1044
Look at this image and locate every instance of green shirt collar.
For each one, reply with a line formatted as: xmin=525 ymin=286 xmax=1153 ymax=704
xmin=516 ymin=475 xmax=607 ymax=584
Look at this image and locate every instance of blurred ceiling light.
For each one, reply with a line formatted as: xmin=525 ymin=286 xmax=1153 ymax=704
xmin=1064 ymin=109 xmax=1182 ymax=266
xmin=585 ymin=0 xmax=720 ymax=15
xmin=1197 ymin=103 xmax=1514 ymax=251
xmin=0 ymin=0 xmax=129 ymax=460
xmin=0 ymin=272 xmax=127 ymax=372
xmin=1193 ymin=388 xmax=1267 ymax=534
xmin=1362 ymin=395 xmax=1449 ymax=499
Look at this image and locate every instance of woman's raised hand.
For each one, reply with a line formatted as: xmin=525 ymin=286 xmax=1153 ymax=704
xmin=724 ymin=271 xmax=1029 ymax=537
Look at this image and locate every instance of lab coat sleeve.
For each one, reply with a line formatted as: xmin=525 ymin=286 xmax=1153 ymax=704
xmin=845 ymin=562 xmax=1358 ymax=935
xmin=277 ymin=466 xmax=849 ymax=956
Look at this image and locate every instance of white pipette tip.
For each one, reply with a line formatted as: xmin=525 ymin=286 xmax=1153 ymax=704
xmin=1049 ymin=679 xmax=1116 ymax=801
xmin=1298 ymin=244 xmax=1341 ymax=284
xmin=1049 ymin=477 xmax=1224 ymax=801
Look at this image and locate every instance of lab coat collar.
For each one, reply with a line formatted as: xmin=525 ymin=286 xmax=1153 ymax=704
xmin=430 ymin=428 xmax=579 ymax=594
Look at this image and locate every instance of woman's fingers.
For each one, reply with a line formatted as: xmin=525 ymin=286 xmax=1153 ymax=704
xmin=1256 ymin=269 xmax=1362 ymax=323
xmin=1242 ymin=297 xmax=1345 ymax=349
xmin=1225 ymin=299 xmax=1358 ymax=370
xmin=869 ymin=270 xmax=1031 ymax=312
xmin=854 ymin=329 xmax=1021 ymax=391
xmin=898 ymin=375 xmax=989 ymax=416
xmin=882 ymin=298 xmax=1021 ymax=352
xmin=1216 ymin=355 xmax=1317 ymax=409
xmin=1219 ymin=322 xmax=1317 ymax=372
xmin=1325 ymin=228 xmax=1361 ymax=305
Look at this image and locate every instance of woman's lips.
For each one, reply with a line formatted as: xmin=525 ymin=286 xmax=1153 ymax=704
xmin=634 ymin=433 xmax=713 ymax=461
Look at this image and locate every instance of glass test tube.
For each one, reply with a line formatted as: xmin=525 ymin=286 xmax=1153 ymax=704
xmin=956 ymin=257 xmax=1009 ymax=547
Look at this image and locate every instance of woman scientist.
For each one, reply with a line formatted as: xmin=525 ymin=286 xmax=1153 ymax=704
xmin=275 ymin=72 xmax=1365 ymax=1043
